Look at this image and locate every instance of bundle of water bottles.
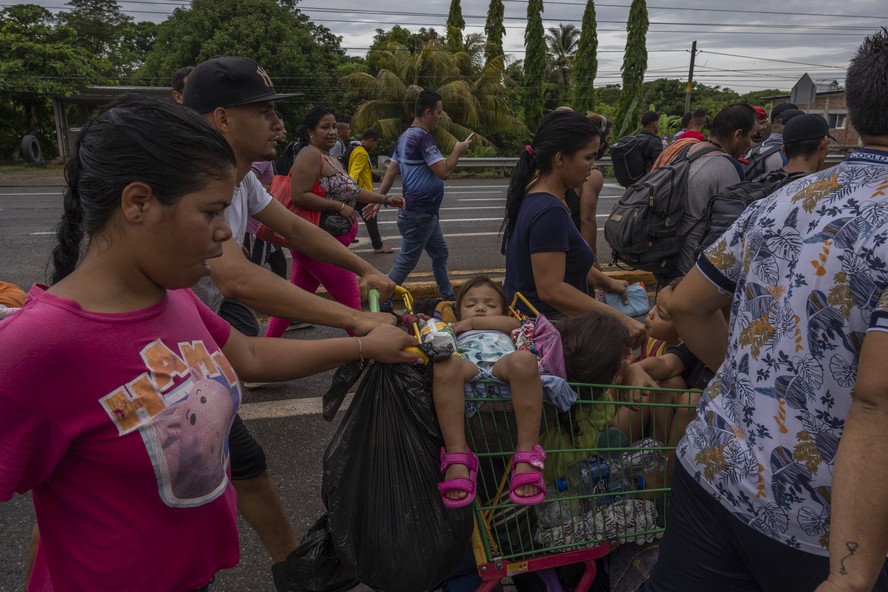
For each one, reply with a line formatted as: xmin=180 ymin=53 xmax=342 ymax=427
xmin=534 ymin=436 xmax=666 ymax=547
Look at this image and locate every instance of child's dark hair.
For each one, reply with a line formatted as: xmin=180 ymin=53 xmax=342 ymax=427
xmin=554 ymin=311 xmax=630 ymax=387
xmin=456 ymin=276 xmax=506 ymax=319
xmin=50 ymin=94 xmax=236 ymax=284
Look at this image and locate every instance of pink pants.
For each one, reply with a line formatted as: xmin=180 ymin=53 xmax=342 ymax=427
xmin=264 ymin=223 xmax=360 ymax=338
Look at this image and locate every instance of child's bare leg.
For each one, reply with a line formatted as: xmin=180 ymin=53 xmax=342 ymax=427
xmin=491 ymin=350 xmax=543 ymax=498
xmin=612 ymin=395 xmax=650 ymax=441
xmin=433 ymin=355 xmax=482 ymax=501
xmin=637 ymin=376 xmax=686 ymax=497
xmin=664 ymin=389 xmax=701 ymax=487
xmin=650 ymin=385 xmax=680 ymax=444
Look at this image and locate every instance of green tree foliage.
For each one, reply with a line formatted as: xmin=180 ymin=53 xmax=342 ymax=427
xmin=342 ymin=35 xmax=525 ymax=154
xmin=59 ymin=0 xmax=126 ymax=73
xmin=0 ymin=4 xmax=110 ymax=159
xmin=572 ymin=0 xmax=598 ymax=113
xmin=367 ymin=26 xmax=442 ymax=74
xmin=614 ymin=0 xmax=648 ymax=137
xmin=545 ymin=24 xmax=579 ymax=92
xmin=484 ymin=0 xmax=505 ymax=65
xmin=738 ymin=88 xmax=788 ymax=110
xmin=523 ymin=0 xmax=547 ymax=129
xmin=140 ymin=0 xmax=346 ymax=116
xmin=452 ymin=33 xmax=487 ymax=77
xmin=446 ymin=0 xmax=465 ymax=50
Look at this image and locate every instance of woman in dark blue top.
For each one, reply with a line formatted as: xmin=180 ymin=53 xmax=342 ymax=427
xmin=502 ymin=110 xmax=645 ymax=345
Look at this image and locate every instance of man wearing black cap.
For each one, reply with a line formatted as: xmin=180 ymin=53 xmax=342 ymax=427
xmin=779 ymin=113 xmax=834 ymax=175
xmin=184 ymin=56 xmax=394 ymax=592
xmin=743 ymin=102 xmax=800 ymax=178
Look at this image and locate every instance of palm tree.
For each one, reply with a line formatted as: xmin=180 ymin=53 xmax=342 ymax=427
xmin=546 ymin=23 xmax=580 ymax=89
xmin=342 ymin=40 xmax=525 ymax=153
xmin=452 ymin=32 xmax=486 ymax=77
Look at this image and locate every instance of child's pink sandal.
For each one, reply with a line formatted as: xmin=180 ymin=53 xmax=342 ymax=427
xmin=437 ymin=447 xmax=479 ymax=509
xmin=509 ymin=444 xmax=547 ymax=506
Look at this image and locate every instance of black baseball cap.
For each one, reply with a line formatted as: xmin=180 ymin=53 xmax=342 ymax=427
xmin=776 ymin=108 xmax=804 ymax=125
xmin=183 ymin=56 xmax=301 ymax=114
xmin=771 ymin=102 xmax=799 ymax=123
xmin=783 ymin=114 xmax=837 ymax=144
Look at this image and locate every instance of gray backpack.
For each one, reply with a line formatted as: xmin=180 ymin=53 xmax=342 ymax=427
xmin=605 ymin=144 xmax=724 ymax=273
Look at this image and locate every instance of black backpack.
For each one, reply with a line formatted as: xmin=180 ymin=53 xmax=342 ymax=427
xmin=609 ymin=134 xmax=648 ymax=188
xmin=743 ymin=144 xmax=783 ymax=180
xmin=696 ymin=169 xmax=806 ymax=254
xmin=342 ymin=141 xmax=361 ymax=173
xmin=275 ymin=141 xmax=304 ymax=175
xmin=604 ymin=144 xmax=724 ymax=273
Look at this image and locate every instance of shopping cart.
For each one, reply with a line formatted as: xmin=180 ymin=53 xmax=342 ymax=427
xmin=463 ymin=294 xmax=700 ymax=592
xmin=372 ymin=287 xmax=700 ymax=591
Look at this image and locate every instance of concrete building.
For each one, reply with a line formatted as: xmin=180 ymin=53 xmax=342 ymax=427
xmin=766 ymin=73 xmax=859 ymax=150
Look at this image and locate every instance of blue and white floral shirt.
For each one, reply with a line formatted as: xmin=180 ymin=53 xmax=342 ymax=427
xmin=678 ymin=150 xmax=888 ymax=555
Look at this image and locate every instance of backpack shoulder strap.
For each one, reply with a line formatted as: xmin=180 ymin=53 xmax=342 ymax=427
xmin=686 ymin=144 xmax=725 ymax=162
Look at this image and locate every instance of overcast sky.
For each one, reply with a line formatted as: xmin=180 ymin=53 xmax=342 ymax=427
xmin=26 ymin=0 xmax=888 ymax=93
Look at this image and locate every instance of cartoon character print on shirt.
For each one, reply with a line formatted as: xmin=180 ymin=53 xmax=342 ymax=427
xmin=143 ymin=372 xmax=235 ymax=505
xmin=99 ymin=338 xmax=241 ymax=508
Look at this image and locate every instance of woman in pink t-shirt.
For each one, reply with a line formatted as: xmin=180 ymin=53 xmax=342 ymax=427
xmin=0 ymin=95 xmax=419 ymax=592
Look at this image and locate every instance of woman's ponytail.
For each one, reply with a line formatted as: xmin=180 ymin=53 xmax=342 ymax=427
xmin=50 ymin=155 xmax=86 ymax=283
xmin=501 ymin=149 xmax=538 ymax=252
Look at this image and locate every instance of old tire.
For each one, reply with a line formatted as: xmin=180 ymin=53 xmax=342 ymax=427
xmin=21 ymin=135 xmax=42 ymax=164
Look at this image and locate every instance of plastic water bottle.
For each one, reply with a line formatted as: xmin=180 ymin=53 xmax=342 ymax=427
xmin=566 ymin=456 xmax=625 ymax=511
xmin=535 ymin=477 xmax=578 ymax=529
xmin=610 ymin=438 xmax=667 ymax=479
xmin=603 ymin=438 xmax=665 ymax=495
xmin=662 ymin=136 xmax=668 ymax=148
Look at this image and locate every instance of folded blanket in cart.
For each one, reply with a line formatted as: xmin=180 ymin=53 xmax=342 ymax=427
xmin=463 ymin=372 xmax=577 ymax=417
xmin=534 ymin=498 xmax=661 ymax=548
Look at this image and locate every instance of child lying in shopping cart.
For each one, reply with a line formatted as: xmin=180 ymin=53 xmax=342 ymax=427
xmin=432 ymin=276 xmax=632 ymax=510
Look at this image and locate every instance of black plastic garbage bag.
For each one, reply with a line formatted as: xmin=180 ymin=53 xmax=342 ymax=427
xmin=323 ymin=360 xmax=367 ymax=421
xmin=323 ymin=362 xmax=473 ymax=592
xmin=272 ymin=514 xmax=357 ymax=592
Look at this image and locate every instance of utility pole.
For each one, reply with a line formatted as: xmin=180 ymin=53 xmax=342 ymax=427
xmin=684 ymin=40 xmax=697 ymax=113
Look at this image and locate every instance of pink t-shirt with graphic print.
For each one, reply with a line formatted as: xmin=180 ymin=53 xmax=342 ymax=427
xmin=0 ymin=286 xmax=240 ymax=592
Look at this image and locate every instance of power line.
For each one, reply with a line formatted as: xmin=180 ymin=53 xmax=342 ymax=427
xmin=498 ymin=0 xmax=888 ymax=22
xmin=317 ymin=20 xmax=878 ymax=37
xmin=698 ymin=50 xmax=843 ymax=69
xmin=7 ymin=2 xmax=885 ymax=32
xmin=20 ymin=0 xmax=888 ymax=22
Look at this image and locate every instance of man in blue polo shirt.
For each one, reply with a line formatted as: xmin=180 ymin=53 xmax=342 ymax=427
xmin=378 ymin=89 xmax=473 ymax=308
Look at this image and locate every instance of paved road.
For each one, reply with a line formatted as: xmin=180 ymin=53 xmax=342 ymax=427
xmin=0 ymin=177 xmax=625 ymax=591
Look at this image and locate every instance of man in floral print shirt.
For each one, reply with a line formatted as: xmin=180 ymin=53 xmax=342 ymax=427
xmin=646 ymin=29 xmax=888 ymax=592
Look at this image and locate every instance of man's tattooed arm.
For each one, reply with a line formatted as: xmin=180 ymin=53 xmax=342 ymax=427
xmin=838 ymin=541 xmax=859 ymax=575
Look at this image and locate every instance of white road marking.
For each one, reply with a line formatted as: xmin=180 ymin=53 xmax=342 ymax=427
xmin=239 ymin=393 xmax=355 ymax=419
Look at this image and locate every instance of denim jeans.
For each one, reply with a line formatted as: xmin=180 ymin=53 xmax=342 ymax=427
xmin=384 ymin=210 xmax=455 ymax=309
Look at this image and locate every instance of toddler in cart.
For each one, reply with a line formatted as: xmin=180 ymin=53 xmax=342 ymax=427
xmin=432 ymin=276 xmax=550 ymax=509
